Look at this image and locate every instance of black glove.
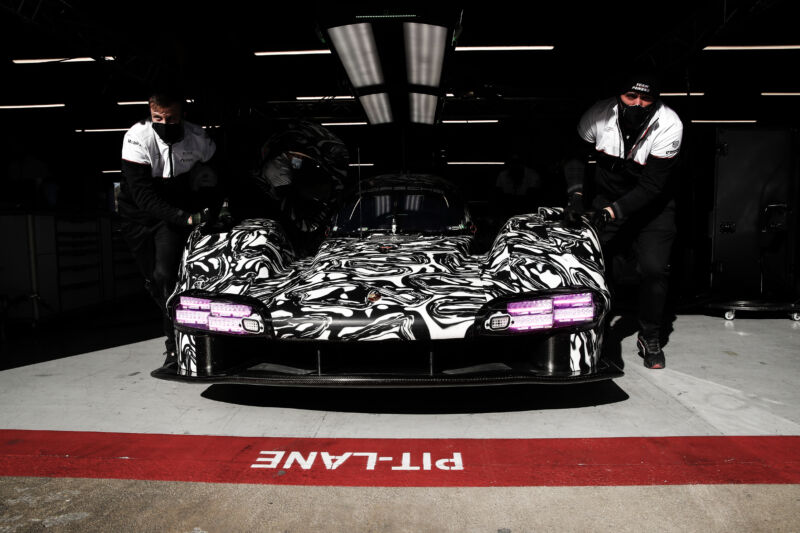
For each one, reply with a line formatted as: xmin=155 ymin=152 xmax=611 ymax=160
xmin=562 ymin=192 xmax=585 ymax=227
xmin=200 ymin=211 xmax=235 ymax=235
xmin=589 ymin=208 xmax=613 ymax=231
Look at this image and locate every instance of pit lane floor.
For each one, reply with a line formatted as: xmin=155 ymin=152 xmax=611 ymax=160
xmin=1 ymin=313 xmax=799 ymax=531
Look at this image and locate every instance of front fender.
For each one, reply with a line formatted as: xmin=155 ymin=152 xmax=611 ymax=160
xmin=482 ymin=208 xmax=608 ymax=299
xmin=170 ymin=218 xmax=295 ymax=303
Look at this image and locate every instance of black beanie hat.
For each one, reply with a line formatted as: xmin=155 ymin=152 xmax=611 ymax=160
xmin=620 ymin=74 xmax=661 ymax=99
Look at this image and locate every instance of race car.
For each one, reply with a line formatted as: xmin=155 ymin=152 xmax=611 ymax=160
xmin=152 ymin=173 xmax=621 ymax=386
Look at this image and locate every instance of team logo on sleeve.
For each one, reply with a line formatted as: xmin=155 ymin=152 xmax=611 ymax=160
xmin=667 ymin=140 xmax=681 ymax=155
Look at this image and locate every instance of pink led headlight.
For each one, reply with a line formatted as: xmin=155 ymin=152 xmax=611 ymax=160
xmin=208 ymin=316 xmax=247 ymax=334
xmin=553 ymin=293 xmax=592 ymax=308
xmin=180 ymin=296 xmax=212 ymax=310
xmin=174 ymin=296 xmax=263 ymax=335
xmin=176 ymin=309 xmax=210 ymax=326
xmin=554 ymin=306 xmax=595 ymax=323
xmin=493 ymin=292 xmax=596 ymax=332
xmin=210 ymin=302 xmax=252 ymax=318
xmin=509 ymin=313 xmax=554 ymax=331
xmin=507 ymin=299 xmax=552 ymax=316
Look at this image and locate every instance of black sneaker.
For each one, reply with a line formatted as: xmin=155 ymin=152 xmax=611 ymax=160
xmin=637 ymin=335 xmax=665 ymax=369
xmin=162 ymin=350 xmax=178 ymax=371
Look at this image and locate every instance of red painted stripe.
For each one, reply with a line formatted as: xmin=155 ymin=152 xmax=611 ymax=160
xmin=1 ymin=430 xmax=799 ymax=487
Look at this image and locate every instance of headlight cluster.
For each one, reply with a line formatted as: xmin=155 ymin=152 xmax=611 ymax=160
xmin=483 ymin=292 xmax=596 ymax=333
xmin=174 ymin=296 xmax=265 ymax=335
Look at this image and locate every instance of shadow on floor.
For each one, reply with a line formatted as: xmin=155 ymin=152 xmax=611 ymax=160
xmin=0 ymin=292 xmax=163 ymax=371
xmin=600 ymin=287 xmax=679 ymax=371
xmin=200 ymin=379 xmax=630 ymax=414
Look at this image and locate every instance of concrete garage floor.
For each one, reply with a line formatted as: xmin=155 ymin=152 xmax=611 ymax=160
xmin=1 ymin=313 xmax=799 ymax=532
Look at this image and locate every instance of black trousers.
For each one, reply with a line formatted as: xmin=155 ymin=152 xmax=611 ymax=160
xmin=598 ymin=203 xmax=676 ymax=337
xmin=121 ymin=220 xmax=190 ymax=352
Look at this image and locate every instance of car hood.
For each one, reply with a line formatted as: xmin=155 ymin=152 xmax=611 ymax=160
xmin=266 ymin=233 xmax=488 ymax=340
xmin=175 ymin=213 xmax=608 ymax=342
xmin=312 ymin=233 xmax=474 ymax=276
xmin=289 ymin=233 xmax=480 ymax=303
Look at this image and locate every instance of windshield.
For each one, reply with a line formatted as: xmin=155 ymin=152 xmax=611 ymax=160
xmin=331 ymin=189 xmax=469 ymax=235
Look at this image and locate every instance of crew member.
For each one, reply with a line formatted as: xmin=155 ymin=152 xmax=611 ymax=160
xmin=563 ymin=74 xmax=683 ymax=369
xmin=118 ymin=90 xmax=221 ymax=369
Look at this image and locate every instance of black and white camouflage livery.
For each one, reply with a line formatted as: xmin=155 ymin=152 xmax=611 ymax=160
xmin=159 ymin=174 xmax=620 ymax=386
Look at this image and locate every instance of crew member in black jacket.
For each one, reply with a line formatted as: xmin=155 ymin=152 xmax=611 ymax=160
xmin=563 ymin=75 xmax=683 ymax=369
xmin=118 ymin=91 xmax=220 ymax=368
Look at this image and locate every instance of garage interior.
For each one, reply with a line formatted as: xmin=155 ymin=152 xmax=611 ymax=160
xmin=1 ymin=1 xmax=799 ymax=531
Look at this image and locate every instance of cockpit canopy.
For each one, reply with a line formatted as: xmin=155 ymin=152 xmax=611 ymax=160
xmin=330 ymin=174 xmax=471 ymax=235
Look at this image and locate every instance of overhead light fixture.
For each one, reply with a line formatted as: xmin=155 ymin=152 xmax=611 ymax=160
xmin=355 ymin=14 xmax=416 ymax=19
xmin=295 ymin=96 xmax=355 ymax=101
xmin=703 ymin=45 xmax=800 ymax=51
xmin=325 ymin=16 xmax=456 ymax=126
xmin=0 ymin=103 xmax=65 ymax=109
xmin=447 ymin=161 xmax=504 ymax=165
xmin=404 ymin=23 xmax=447 ymax=87
xmin=454 ymin=45 xmax=554 ymax=51
xmin=409 ymin=93 xmax=438 ymax=124
xmin=661 ymin=92 xmax=705 ymax=96
xmin=75 ymin=128 xmax=129 ymax=132
xmin=254 ymin=50 xmax=331 ymax=56
xmin=442 ymin=119 xmax=499 ymax=124
xmin=13 ymin=56 xmax=115 ymax=64
xmin=328 ymin=23 xmax=384 ymax=87
xmin=690 ymin=120 xmax=757 ymax=124
xmin=348 ymin=163 xmax=374 ymax=167
xmin=359 ymin=93 xmax=393 ymax=124
xmin=320 ymin=121 xmax=368 ymax=126
xmin=118 ymin=101 xmax=147 ymax=106
xmin=117 ymin=99 xmax=193 ymax=106
xmin=761 ymin=92 xmax=800 ymax=96
xmin=102 ymin=170 xmax=121 ymax=174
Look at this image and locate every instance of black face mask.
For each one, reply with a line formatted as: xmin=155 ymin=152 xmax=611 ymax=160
xmin=618 ymin=99 xmax=655 ymax=134
xmin=152 ymin=122 xmax=184 ymax=145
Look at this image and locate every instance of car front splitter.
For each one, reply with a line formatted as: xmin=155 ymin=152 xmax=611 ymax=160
xmin=150 ymin=361 xmax=623 ymax=388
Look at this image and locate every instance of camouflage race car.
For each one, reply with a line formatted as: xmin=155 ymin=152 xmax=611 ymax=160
xmin=152 ymin=174 xmax=622 ymax=386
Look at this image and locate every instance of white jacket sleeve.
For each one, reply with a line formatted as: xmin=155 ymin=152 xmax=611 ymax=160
xmin=649 ymin=118 xmax=683 ymax=159
xmin=121 ymin=129 xmax=150 ymax=165
xmin=576 ymin=104 xmax=599 ymax=144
